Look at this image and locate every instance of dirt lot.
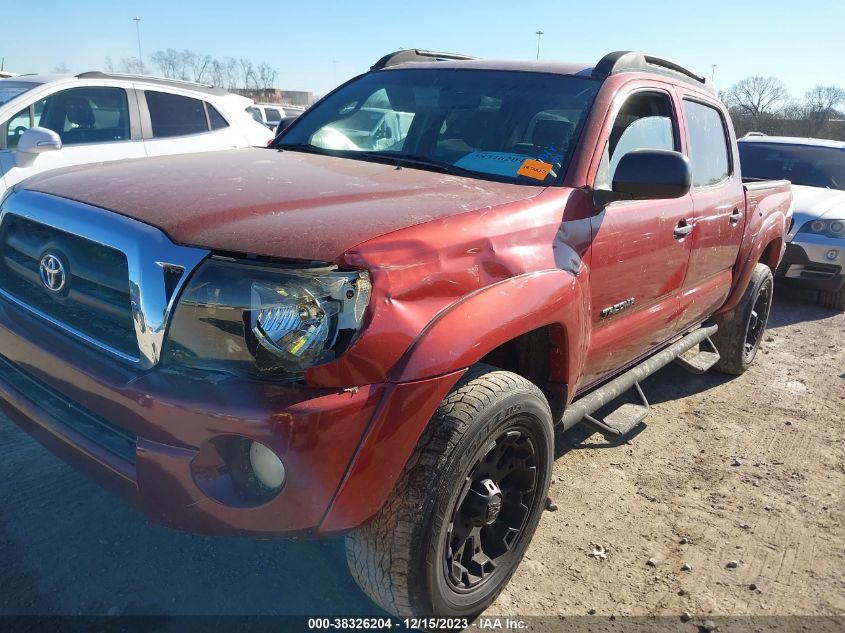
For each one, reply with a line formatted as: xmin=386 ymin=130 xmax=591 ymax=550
xmin=494 ymin=285 xmax=845 ymax=623
xmin=1 ymin=284 xmax=843 ymax=626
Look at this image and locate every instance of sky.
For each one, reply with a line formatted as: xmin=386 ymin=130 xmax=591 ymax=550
xmin=2 ymin=0 xmax=843 ymax=99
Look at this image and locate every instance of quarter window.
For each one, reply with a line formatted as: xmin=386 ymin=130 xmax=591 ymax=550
xmin=207 ymin=104 xmax=229 ymax=130
xmin=683 ymin=100 xmax=731 ymax=187
xmin=4 ymin=106 xmax=32 ymax=149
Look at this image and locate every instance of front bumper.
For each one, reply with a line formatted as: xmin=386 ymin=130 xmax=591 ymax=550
xmin=775 ymin=237 xmax=844 ymax=292
xmin=0 ymin=295 xmax=460 ymax=537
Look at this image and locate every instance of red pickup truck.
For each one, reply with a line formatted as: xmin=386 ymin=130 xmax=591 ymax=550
xmin=0 ymin=50 xmax=791 ymax=619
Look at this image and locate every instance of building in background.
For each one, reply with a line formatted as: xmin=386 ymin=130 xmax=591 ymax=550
xmin=234 ymin=88 xmax=315 ymax=107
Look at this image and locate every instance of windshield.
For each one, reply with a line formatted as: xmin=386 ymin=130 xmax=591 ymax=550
xmin=276 ymin=69 xmax=600 ymax=185
xmin=739 ymin=141 xmax=845 ymax=190
xmin=0 ymin=81 xmax=39 ymax=107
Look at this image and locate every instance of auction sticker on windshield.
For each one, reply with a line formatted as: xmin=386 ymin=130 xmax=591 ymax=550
xmin=517 ymin=158 xmax=554 ymax=180
xmin=454 ymin=151 xmax=530 ymax=177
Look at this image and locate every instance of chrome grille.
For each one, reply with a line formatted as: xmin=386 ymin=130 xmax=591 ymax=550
xmin=0 ymin=215 xmax=139 ymax=356
xmin=0 ymin=190 xmax=209 ymax=368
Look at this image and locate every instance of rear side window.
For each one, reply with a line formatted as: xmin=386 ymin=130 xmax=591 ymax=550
xmin=264 ymin=108 xmax=282 ymax=123
xmin=684 ymin=100 xmax=731 ymax=187
xmin=146 ymin=91 xmax=207 ymax=137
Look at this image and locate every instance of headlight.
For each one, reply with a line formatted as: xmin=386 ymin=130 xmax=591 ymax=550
xmin=164 ymin=258 xmax=371 ymax=379
xmin=798 ymin=218 xmax=845 ymax=238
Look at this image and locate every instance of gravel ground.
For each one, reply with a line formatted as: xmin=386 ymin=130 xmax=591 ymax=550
xmin=1 ymin=284 xmax=843 ymax=625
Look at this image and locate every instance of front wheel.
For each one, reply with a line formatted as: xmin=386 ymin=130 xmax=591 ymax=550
xmin=345 ymin=365 xmax=553 ymax=620
xmin=712 ymin=263 xmax=774 ymax=375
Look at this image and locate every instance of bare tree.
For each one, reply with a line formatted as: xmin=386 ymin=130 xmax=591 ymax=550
xmin=256 ymin=62 xmax=278 ymax=91
xmin=104 ymin=56 xmax=114 ymax=72
xmin=150 ymin=49 xmax=181 ymax=78
xmin=53 ymin=63 xmax=69 ymax=74
xmin=723 ymin=76 xmax=789 ymax=130
xmin=146 ymin=48 xmax=280 ymax=91
xmin=804 ymin=85 xmax=845 ymax=134
xmin=190 ymin=53 xmax=213 ymax=83
xmin=239 ymin=58 xmax=257 ymax=90
xmin=119 ymin=57 xmax=145 ymax=74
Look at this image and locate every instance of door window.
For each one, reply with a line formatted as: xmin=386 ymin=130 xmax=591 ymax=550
xmin=36 ymin=87 xmax=130 ymax=145
xmin=264 ymin=108 xmax=282 ymax=124
xmin=596 ymin=92 xmax=678 ymax=189
xmin=146 ymin=91 xmax=207 ymax=137
xmin=684 ymin=100 xmax=731 ymax=187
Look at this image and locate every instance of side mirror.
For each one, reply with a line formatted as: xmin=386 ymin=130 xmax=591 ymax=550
xmin=594 ymin=149 xmax=691 ymax=207
xmin=16 ymin=127 xmax=62 ymax=167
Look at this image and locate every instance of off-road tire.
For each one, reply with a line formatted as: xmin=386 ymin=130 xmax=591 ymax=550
xmin=345 ymin=364 xmax=553 ymax=620
xmin=818 ymin=285 xmax=845 ymax=311
xmin=712 ymin=263 xmax=774 ymax=375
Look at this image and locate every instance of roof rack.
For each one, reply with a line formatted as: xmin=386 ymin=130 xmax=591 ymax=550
xmin=592 ymin=51 xmax=714 ymax=94
xmin=371 ymin=49 xmax=478 ymax=71
xmin=75 ymin=71 xmax=229 ymax=96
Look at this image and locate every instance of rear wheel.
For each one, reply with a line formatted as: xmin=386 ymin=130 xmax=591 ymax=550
xmin=712 ymin=263 xmax=774 ymax=375
xmin=345 ymin=365 xmax=553 ymax=620
xmin=818 ymin=284 xmax=845 ymax=311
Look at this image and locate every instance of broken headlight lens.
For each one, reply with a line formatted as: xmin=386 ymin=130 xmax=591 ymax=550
xmin=164 ymin=258 xmax=371 ymax=379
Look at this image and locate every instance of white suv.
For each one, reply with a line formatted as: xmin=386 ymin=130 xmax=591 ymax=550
xmin=0 ymin=72 xmax=275 ymax=197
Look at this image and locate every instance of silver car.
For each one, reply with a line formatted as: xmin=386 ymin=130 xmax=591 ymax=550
xmin=738 ymin=135 xmax=845 ymax=311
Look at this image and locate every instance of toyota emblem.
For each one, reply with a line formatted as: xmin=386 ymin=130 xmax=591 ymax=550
xmin=39 ymin=253 xmax=67 ymax=294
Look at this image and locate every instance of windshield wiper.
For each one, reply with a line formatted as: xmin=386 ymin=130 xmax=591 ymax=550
xmin=275 ymin=145 xmax=474 ymax=178
xmin=275 ymin=143 xmax=335 ymax=156
xmin=357 ymin=152 xmax=473 ymax=176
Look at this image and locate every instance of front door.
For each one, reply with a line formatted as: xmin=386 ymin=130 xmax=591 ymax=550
xmin=582 ymin=89 xmax=694 ymax=387
xmin=0 ymin=85 xmax=146 ymax=193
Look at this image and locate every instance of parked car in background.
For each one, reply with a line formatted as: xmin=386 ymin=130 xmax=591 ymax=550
xmin=0 ymin=72 xmax=274 ymax=198
xmin=739 ymin=135 xmax=845 ymax=310
xmin=247 ymin=103 xmax=300 ymax=128
xmin=0 ymin=49 xmax=791 ymax=620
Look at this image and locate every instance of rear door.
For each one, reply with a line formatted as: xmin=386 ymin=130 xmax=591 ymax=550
xmin=677 ymin=97 xmax=745 ymax=328
xmin=139 ymin=89 xmax=244 ymax=156
xmin=582 ymin=87 xmax=694 ymax=386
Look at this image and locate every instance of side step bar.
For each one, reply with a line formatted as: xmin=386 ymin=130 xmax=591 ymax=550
xmin=561 ymin=324 xmax=718 ymax=432
xmin=673 ymin=336 xmax=721 ymax=374
xmin=584 ymin=381 xmax=650 ymax=437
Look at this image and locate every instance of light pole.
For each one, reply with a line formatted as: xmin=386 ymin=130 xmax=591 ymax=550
xmin=711 ymin=64 xmax=716 ymax=83
xmin=133 ymin=17 xmax=143 ymax=71
xmin=535 ymin=30 xmax=544 ymax=60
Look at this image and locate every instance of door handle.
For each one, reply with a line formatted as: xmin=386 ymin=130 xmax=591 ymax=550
xmin=730 ymin=208 xmax=743 ymax=225
xmin=674 ymin=219 xmax=693 ymax=239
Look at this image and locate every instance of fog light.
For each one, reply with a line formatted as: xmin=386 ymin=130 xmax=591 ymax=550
xmin=249 ymin=441 xmax=286 ymax=490
xmin=827 ymin=249 xmax=839 ymax=261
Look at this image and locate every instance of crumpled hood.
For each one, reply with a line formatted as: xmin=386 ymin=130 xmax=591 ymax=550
xmin=19 ymin=148 xmax=544 ymax=261
xmin=787 ymin=184 xmax=845 ymax=240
